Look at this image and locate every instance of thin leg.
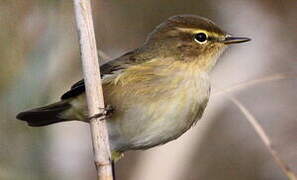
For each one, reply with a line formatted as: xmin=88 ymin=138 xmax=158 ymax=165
xmin=87 ymin=105 xmax=114 ymax=120
xmin=112 ymin=160 xmax=116 ymax=180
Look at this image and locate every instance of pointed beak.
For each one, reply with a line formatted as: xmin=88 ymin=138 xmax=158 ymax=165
xmin=221 ymin=35 xmax=251 ymax=44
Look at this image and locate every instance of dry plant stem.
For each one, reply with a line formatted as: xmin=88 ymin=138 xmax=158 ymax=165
xmin=213 ymin=72 xmax=297 ymax=96
xmin=73 ymin=0 xmax=113 ymax=179
xmin=213 ymin=74 xmax=297 ymax=179
xmin=224 ymin=94 xmax=297 ymax=180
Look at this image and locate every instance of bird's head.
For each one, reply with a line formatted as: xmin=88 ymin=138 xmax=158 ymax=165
xmin=143 ymin=15 xmax=250 ymax=72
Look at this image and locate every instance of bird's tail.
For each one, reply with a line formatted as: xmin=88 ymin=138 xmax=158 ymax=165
xmin=16 ymin=100 xmax=72 ymax=127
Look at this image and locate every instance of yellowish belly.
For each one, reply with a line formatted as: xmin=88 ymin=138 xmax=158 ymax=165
xmin=64 ymin=67 xmax=211 ymax=152
xmin=105 ymin=77 xmax=210 ymax=152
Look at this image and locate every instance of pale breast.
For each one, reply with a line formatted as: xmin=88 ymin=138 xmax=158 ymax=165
xmin=107 ymin=72 xmax=211 ymax=151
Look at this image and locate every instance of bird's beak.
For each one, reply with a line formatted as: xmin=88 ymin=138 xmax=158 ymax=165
xmin=221 ymin=35 xmax=251 ymax=44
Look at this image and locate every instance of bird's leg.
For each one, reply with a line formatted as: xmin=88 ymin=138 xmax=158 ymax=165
xmin=103 ymin=105 xmax=114 ymax=118
xmin=112 ymin=160 xmax=116 ymax=180
xmin=87 ymin=105 xmax=114 ymax=120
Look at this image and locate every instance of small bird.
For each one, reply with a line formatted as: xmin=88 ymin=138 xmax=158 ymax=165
xmin=17 ymin=15 xmax=250 ymax=160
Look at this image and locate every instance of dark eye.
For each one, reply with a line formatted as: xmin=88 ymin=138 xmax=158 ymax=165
xmin=194 ymin=33 xmax=207 ymax=44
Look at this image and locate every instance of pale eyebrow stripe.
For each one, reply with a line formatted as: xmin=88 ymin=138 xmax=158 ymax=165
xmin=176 ymin=27 xmax=222 ymax=38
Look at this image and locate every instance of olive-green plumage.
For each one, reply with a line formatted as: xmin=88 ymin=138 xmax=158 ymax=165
xmin=16 ymin=15 xmax=250 ymax=160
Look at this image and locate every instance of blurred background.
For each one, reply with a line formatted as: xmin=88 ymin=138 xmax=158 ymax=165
xmin=0 ymin=0 xmax=296 ymax=179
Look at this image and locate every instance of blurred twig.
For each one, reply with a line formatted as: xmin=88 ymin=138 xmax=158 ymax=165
xmin=213 ymin=72 xmax=297 ymax=96
xmin=72 ymin=0 xmax=113 ymax=179
xmin=216 ymin=76 xmax=297 ymax=179
xmin=230 ymin=97 xmax=297 ymax=180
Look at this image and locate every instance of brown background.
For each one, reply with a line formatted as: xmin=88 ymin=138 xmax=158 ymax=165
xmin=0 ymin=0 xmax=296 ymax=179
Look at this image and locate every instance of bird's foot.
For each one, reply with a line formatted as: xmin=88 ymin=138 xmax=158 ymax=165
xmin=87 ymin=105 xmax=114 ymax=120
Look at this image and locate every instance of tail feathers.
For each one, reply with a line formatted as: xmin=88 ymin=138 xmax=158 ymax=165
xmin=16 ymin=101 xmax=71 ymax=127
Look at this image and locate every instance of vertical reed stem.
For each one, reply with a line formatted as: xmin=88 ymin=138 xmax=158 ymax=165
xmin=72 ymin=0 xmax=113 ymax=179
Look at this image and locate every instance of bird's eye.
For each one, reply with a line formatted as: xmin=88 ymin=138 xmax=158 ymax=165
xmin=194 ymin=33 xmax=208 ymax=44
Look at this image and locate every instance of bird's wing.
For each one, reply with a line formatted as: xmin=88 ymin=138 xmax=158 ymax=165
xmin=61 ymin=51 xmax=139 ymax=100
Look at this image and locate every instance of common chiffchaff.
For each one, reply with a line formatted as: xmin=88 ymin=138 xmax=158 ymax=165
xmin=17 ymin=15 xmax=250 ymax=160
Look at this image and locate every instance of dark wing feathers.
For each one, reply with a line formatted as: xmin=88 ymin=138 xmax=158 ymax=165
xmin=70 ymin=79 xmax=85 ymax=89
xmin=61 ymin=52 xmax=136 ymax=100
xmin=61 ymin=63 xmax=113 ymax=100
xmin=61 ymin=83 xmax=85 ymax=99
